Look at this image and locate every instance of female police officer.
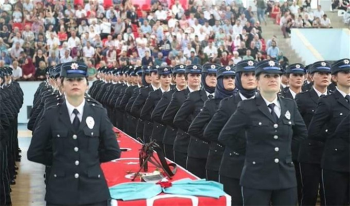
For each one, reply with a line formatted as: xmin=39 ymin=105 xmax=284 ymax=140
xmin=219 ymin=60 xmax=307 ymax=205
xmin=28 ymin=62 xmax=121 ymax=206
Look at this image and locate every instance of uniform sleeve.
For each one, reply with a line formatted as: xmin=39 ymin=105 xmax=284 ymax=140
xmin=162 ymin=92 xmax=180 ymax=127
xmin=291 ymin=100 xmax=308 ymax=146
xmin=203 ymin=99 xmax=231 ymax=142
xmin=131 ymin=89 xmax=145 ymax=118
xmin=308 ymin=98 xmax=331 ymax=142
xmin=125 ymin=88 xmax=138 ymax=113
xmin=27 ymin=109 xmax=53 ymax=166
xmin=334 ymin=114 xmax=350 ymax=143
xmin=173 ymin=97 xmax=195 ymax=132
xmin=295 ymin=94 xmax=305 ymax=117
xmin=151 ymin=94 xmax=169 ymax=123
xmin=188 ymin=100 xmax=212 ymax=140
xmin=140 ymin=93 xmax=155 ymax=122
xmin=218 ymin=102 xmax=248 ymax=150
xmin=99 ymin=108 xmax=121 ymax=162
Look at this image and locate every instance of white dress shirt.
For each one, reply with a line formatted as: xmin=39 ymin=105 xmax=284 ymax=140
xmin=66 ymin=99 xmax=85 ymax=123
xmin=262 ymin=96 xmax=281 ymax=118
xmin=313 ymin=87 xmax=327 ymax=97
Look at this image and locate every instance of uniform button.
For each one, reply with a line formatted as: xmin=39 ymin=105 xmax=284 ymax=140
xmin=325 ymin=129 xmax=328 ymax=133
xmin=92 ymin=104 xmax=96 ymax=106
xmin=75 ymin=173 xmax=79 ymax=178
xmin=57 ymin=134 xmax=60 ymax=138
xmin=214 ymin=150 xmax=217 ymax=152
xmin=274 ymin=158 xmax=279 ymax=163
xmin=274 ymin=135 xmax=278 ymax=139
xmin=259 ymin=122 xmax=262 ymax=126
xmin=73 ymin=134 xmax=77 ymax=140
xmin=98 ymin=175 xmax=101 ymax=178
xmin=312 ymin=110 xmax=314 ymax=112
xmin=289 ymin=121 xmax=292 ymax=125
xmin=274 ymin=124 xmax=278 ymax=128
xmin=275 ymin=147 xmax=279 ymax=152
xmin=91 ymin=132 xmax=94 ymax=136
xmin=75 ymin=161 xmax=79 ymax=166
xmin=74 ymin=147 xmax=79 ymax=152
xmin=252 ymin=161 xmax=256 ymax=164
xmin=335 ymin=149 xmax=338 ymax=151
xmin=340 ymin=113 xmax=343 ymax=115
xmin=54 ymin=174 xmax=57 ymax=178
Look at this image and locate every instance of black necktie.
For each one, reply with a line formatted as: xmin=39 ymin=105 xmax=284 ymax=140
xmin=320 ymin=94 xmax=326 ymax=98
xmin=267 ymin=103 xmax=278 ymax=123
xmin=72 ymin=109 xmax=80 ymax=130
xmin=208 ymin=94 xmax=214 ymax=99
xmin=345 ymin=95 xmax=350 ymax=104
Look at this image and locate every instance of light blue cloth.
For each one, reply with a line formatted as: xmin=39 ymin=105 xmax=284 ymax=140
xmin=109 ymin=182 xmax=162 ymax=201
xmin=163 ymin=178 xmax=225 ymax=199
xmin=109 ymin=179 xmax=226 ymax=201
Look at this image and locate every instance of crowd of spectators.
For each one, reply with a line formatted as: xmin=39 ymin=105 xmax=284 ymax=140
xmin=0 ymin=0 xmax=311 ymax=81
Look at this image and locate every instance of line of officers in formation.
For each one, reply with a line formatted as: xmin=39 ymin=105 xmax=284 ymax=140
xmin=88 ymin=59 xmax=349 ymax=206
xmin=0 ymin=68 xmax=23 ymax=206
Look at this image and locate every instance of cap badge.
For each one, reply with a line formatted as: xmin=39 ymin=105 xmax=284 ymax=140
xmin=129 ymin=66 xmax=133 ymax=69
xmin=248 ymin=61 xmax=254 ymax=66
xmin=225 ymin=66 xmax=231 ymax=71
xmin=71 ymin=63 xmax=79 ymax=70
xmin=193 ymin=65 xmax=197 ymax=69
xmin=211 ymin=65 xmax=216 ymax=69
xmin=344 ymin=59 xmax=349 ymax=64
xmin=156 ymin=65 xmax=160 ymax=68
xmin=180 ymin=65 xmax=184 ymax=68
xmin=268 ymin=61 xmax=275 ymax=67
xmin=164 ymin=68 xmax=168 ymax=72
xmin=321 ymin=62 xmax=326 ymax=66
xmin=295 ymin=64 xmax=300 ymax=68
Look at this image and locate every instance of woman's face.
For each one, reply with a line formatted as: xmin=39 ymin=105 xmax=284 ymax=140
xmin=223 ymin=76 xmax=235 ymax=90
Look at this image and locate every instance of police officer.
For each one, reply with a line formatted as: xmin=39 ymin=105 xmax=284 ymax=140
xmin=219 ymin=60 xmax=307 ymax=205
xmin=302 ymin=64 xmax=314 ymax=92
xmin=174 ymin=63 xmax=217 ymax=178
xmin=130 ymin=66 xmax=152 ymax=141
xmin=152 ymin=65 xmax=187 ymax=160
xmin=125 ymin=66 xmax=144 ymax=138
xmin=132 ymin=66 xmax=159 ymax=143
xmin=28 ymin=61 xmax=121 ymax=206
xmin=280 ymin=63 xmax=306 ymax=204
xmin=296 ymin=61 xmax=332 ymax=206
xmin=308 ymin=58 xmax=350 ymax=205
xmin=188 ymin=65 xmax=235 ymax=180
xmin=141 ymin=66 xmax=172 ymax=149
xmin=165 ymin=64 xmax=201 ymax=168
xmin=204 ymin=60 xmax=257 ymax=205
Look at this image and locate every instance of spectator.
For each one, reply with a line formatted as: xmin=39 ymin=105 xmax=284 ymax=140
xmin=67 ymin=30 xmax=81 ymax=49
xmin=289 ymin=2 xmax=300 ymax=16
xmin=320 ymin=14 xmax=332 ymax=28
xmin=58 ymin=26 xmax=68 ymax=43
xmin=141 ymin=20 xmax=152 ymax=35
xmin=60 ymin=49 xmax=73 ymax=63
xmin=313 ymin=5 xmax=324 ymax=19
xmin=10 ymin=42 xmax=24 ymax=60
xmin=0 ymin=52 xmax=12 ymax=66
xmin=46 ymin=33 xmax=60 ymax=50
xmin=87 ymin=60 xmax=97 ymax=81
xmin=21 ymin=57 xmax=35 ymax=80
xmin=270 ymin=3 xmax=281 ymax=19
xmin=172 ymin=0 xmax=185 ymax=19
xmin=294 ymin=15 xmax=304 ymax=28
xmin=280 ymin=12 xmax=290 ymax=38
xmin=35 ymin=61 xmax=47 ymax=81
xmin=22 ymin=25 xmax=35 ymax=42
xmin=0 ymin=38 xmax=9 ymax=56
xmin=106 ymin=46 xmax=117 ymax=64
xmin=83 ymin=41 xmax=95 ymax=60
xmin=220 ymin=52 xmax=230 ymax=66
xmin=12 ymin=7 xmax=23 ymax=23
xmin=11 ymin=61 xmax=22 ymax=80
xmin=154 ymin=52 xmax=164 ymax=66
xmin=33 ymin=49 xmax=47 ymax=68
xmin=0 ymin=25 xmax=11 ymax=46
xmin=256 ymin=0 xmax=267 ymax=25
xmin=188 ymin=51 xmax=201 ymax=65
xmin=243 ymin=49 xmax=255 ymax=60
xmin=267 ymin=40 xmax=280 ymax=60
xmin=9 ymin=32 xmax=25 ymax=48
xmin=141 ymin=50 xmax=154 ymax=66
xmin=48 ymin=52 xmax=59 ymax=66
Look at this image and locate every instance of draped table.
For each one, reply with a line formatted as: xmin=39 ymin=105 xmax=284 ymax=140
xmin=101 ymin=128 xmax=231 ymax=206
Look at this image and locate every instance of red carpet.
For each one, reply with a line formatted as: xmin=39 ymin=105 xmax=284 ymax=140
xmin=101 ymin=129 xmax=231 ymax=206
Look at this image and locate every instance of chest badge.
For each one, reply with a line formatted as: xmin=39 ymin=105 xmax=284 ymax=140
xmin=86 ymin=116 xmax=95 ymax=129
xmin=285 ymin=110 xmax=291 ymax=120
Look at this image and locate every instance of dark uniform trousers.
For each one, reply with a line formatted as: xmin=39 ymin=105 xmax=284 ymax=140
xmin=296 ymin=89 xmax=327 ymax=206
xmin=162 ymin=89 xmax=190 ymax=164
xmin=308 ymin=90 xmax=350 ymax=206
xmin=174 ymin=89 xmax=208 ymax=178
xmin=219 ymin=95 xmax=307 ymax=205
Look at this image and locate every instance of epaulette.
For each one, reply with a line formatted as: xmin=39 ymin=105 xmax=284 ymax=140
xmin=86 ymin=97 xmax=103 ymax=108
